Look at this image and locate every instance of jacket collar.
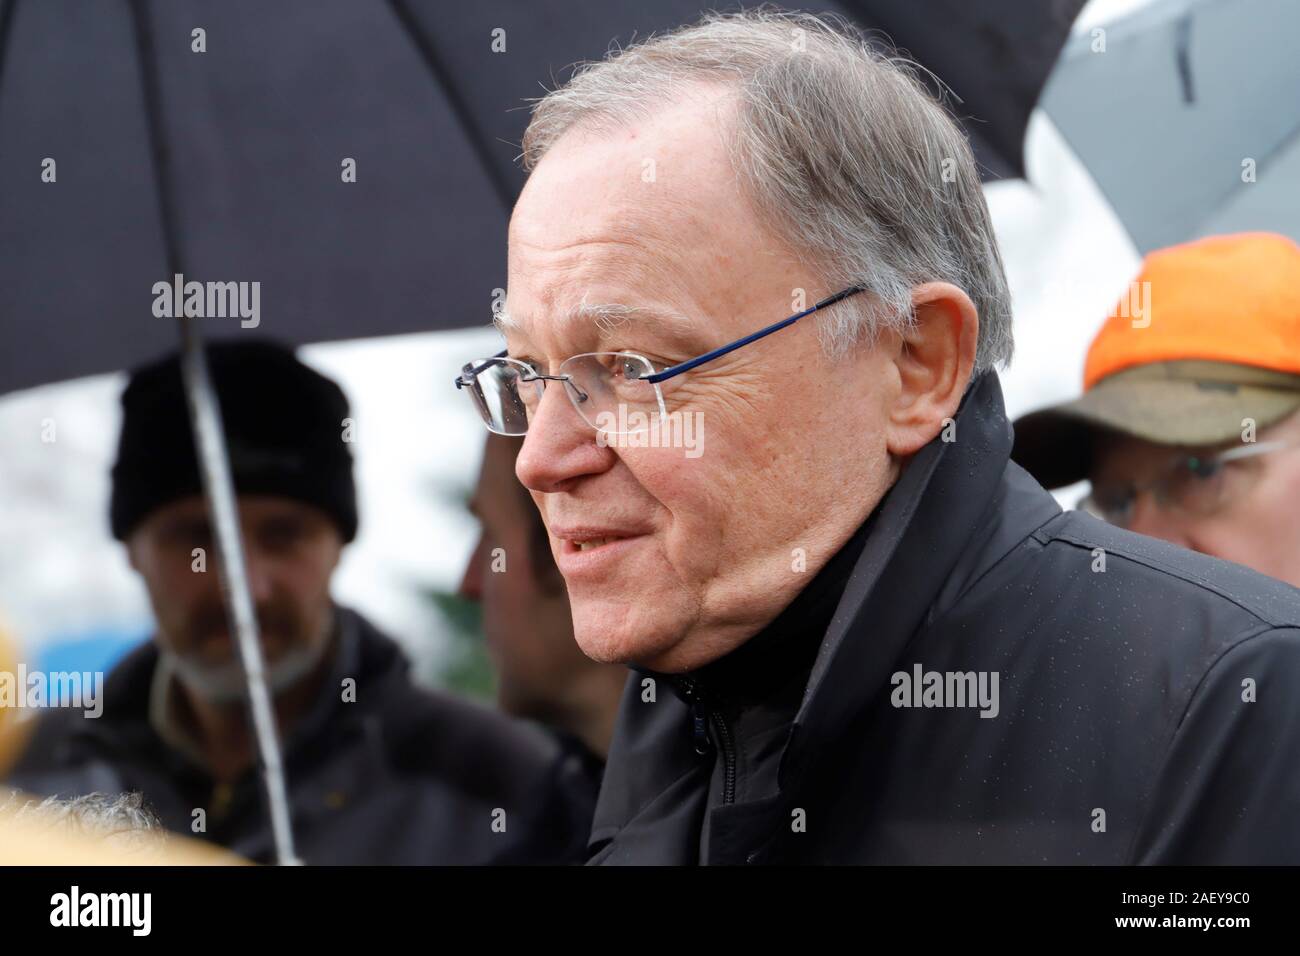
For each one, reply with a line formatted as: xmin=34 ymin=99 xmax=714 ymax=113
xmin=780 ymin=370 xmax=1055 ymax=785
xmin=672 ymin=500 xmax=879 ymax=712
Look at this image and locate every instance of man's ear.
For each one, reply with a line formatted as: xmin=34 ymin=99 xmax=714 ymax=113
xmin=885 ymin=282 xmax=979 ymax=458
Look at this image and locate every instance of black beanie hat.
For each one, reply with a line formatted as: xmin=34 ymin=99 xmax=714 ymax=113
xmin=110 ymin=339 xmax=358 ymax=542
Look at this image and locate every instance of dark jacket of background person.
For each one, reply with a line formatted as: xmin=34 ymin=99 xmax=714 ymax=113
xmin=7 ymin=606 xmax=596 ymax=865
xmin=589 ymin=371 xmax=1300 ymax=865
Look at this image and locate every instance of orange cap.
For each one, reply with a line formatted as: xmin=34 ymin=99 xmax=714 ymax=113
xmin=1084 ymin=233 xmax=1300 ymax=390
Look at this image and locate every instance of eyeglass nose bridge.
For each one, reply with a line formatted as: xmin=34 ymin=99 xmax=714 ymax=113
xmin=1092 ymin=477 xmax=1191 ymax=529
xmin=519 ymin=368 xmax=590 ymax=404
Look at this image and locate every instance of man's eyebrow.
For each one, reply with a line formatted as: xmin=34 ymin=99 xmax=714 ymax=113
xmin=492 ymin=298 xmax=698 ymax=341
xmin=161 ymin=515 xmax=210 ymax=536
xmin=491 ymin=308 xmax=515 ymax=338
xmin=576 ymin=301 xmax=698 ymax=338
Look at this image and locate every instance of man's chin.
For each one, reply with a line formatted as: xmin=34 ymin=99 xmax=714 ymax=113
xmin=179 ymin=632 xmax=297 ymax=671
xmin=572 ymin=603 xmax=687 ymax=670
xmin=169 ymin=656 xmax=249 ymax=705
xmin=165 ymin=637 xmax=320 ymax=704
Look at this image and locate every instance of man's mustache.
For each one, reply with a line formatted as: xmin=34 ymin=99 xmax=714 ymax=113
xmin=186 ymin=601 xmax=303 ymax=646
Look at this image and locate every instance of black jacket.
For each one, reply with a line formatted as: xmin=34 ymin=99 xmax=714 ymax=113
xmin=589 ymin=371 xmax=1300 ymax=864
xmin=7 ymin=607 xmax=595 ymax=864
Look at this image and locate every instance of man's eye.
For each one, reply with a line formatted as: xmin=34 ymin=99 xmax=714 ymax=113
xmin=1184 ymin=457 xmax=1223 ymax=480
xmin=261 ymin=522 xmax=305 ymax=548
xmin=610 ymin=351 xmax=665 ymax=376
xmin=165 ymin=522 xmax=211 ymax=547
xmin=1094 ymin=485 xmax=1133 ymax=510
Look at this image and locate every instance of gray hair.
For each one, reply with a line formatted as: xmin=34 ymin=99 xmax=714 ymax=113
xmin=5 ymin=790 xmax=166 ymax=853
xmin=521 ymin=8 xmax=1013 ymax=371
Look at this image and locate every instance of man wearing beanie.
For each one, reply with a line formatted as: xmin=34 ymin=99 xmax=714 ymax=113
xmin=1014 ymin=233 xmax=1300 ymax=589
xmin=7 ymin=340 xmax=596 ymax=864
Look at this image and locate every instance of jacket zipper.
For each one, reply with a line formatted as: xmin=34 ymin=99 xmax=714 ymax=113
xmin=713 ymin=710 xmax=737 ymax=805
xmin=678 ymin=676 xmax=737 ymax=805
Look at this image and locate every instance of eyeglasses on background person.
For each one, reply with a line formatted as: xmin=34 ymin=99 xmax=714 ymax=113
xmin=1077 ymin=439 xmax=1296 ymax=527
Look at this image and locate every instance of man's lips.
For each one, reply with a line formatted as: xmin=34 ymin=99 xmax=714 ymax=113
xmin=551 ymin=526 xmax=651 ymax=576
xmin=551 ymin=525 xmax=651 ymax=549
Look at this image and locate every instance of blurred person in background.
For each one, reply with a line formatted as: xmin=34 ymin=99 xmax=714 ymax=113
xmin=5 ymin=340 xmax=594 ymax=864
xmin=460 ymin=432 xmax=626 ymax=787
xmin=1014 ymin=233 xmax=1300 ymax=589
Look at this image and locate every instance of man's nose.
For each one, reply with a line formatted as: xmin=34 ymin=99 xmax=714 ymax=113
xmin=515 ymin=378 xmax=612 ymax=493
xmin=242 ymin=546 xmax=276 ymax=604
xmin=1125 ymin=490 xmax=1194 ymax=548
xmin=459 ymin=534 xmax=486 ymax=602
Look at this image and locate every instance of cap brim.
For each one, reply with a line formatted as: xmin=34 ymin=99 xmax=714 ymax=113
xmin=1012 ymin=379 xmax=1300 ymax=489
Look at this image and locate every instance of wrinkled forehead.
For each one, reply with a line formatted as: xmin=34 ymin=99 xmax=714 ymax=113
xmin=504 ymin=204 xmax=726 ymax=356
xmin=510 ymin=174 xmax=711 ymax=288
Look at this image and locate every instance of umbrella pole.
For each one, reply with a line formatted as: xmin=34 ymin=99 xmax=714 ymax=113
xmin=125 ymin=0 xmax=295 ymax=863
xmin=175 ymin=319 xmax=299 ymax=866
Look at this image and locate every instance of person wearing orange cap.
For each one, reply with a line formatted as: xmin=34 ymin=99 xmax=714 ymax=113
xmin=1014 ymin=232 xmax=1300 ymax=588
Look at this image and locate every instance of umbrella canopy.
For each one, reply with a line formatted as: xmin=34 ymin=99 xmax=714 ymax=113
xmin=1042 ymin=0 xmax=1300 ymax=254
xmin=0 ymin=0 xmax=1083 ymax=396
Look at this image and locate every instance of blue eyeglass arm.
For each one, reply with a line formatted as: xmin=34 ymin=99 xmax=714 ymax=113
xmin=640 ymin=286 xmax=865 ymax=384
xmin=453 ymin=348 xmax=509 ymax=388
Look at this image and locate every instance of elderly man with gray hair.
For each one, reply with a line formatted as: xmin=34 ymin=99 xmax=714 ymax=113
xmin=454 ymin=10 xmax=1300 ymax=864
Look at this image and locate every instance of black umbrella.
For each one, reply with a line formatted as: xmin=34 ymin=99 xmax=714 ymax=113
xmin=1041 ymin=0 xmax=1300 ymax=253
xmin=0 ymin=0 xmax=1082 ymax=864
xmin=0 ymin=0 xmax=1084 ymax=394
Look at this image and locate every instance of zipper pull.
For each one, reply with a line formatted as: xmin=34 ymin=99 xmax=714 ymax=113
xmin=691 ymin=698 xmax=712 ymax=756
xmin=672 ymin=674 xmax=713 ymax=756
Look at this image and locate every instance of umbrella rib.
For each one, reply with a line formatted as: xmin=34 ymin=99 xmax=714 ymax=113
xmin=1175 ymin=13 xmax=1195 ymax=104
xmin=125 ymin=0 xmax=182 ymax=276
xmin=0 ymin=0 xmax=18 ymax=140
xmin=386 ymin=0 xmax=516 ymax=213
